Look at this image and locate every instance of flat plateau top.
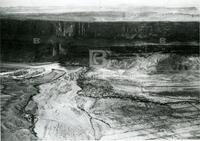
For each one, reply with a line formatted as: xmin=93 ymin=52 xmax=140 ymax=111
xmin=0 ymin=6 xmax=199 ymax=21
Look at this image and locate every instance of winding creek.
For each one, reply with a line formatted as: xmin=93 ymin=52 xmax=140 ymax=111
xmin=1 ymin=55 xmax=200 ymax=140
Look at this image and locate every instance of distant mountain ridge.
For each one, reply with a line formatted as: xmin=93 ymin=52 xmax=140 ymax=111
xmin=0 ymin=6 xmax=199 ymax=21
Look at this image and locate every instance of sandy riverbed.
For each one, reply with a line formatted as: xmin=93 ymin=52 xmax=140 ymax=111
xmin=1 ymin=53 xmax=200 ymax=140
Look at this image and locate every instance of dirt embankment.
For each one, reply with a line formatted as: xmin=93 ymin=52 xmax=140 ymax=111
xmin=0 ymin=65 xmax=69 ymax=141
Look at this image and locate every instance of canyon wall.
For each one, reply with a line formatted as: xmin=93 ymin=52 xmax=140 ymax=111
xmin=1 ymin=19 xmax=199 ymax=62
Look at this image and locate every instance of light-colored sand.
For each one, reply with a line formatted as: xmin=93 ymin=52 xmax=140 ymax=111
xmin=1 ymin=61 xmax=200 ymax=140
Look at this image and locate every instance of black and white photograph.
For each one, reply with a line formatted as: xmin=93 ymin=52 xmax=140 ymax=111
xmin=0 ymin=0 xmax=200 ymax=140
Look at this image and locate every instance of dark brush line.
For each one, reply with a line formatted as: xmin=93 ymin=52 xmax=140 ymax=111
xmin=77 ymin=106 xmax=97 ymax=139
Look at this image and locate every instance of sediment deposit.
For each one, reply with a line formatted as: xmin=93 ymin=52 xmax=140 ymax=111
xmin=1 ymin=55 xmax=200 ymax=140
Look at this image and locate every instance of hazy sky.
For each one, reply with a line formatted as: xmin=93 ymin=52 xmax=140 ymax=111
xmin=0 ymin=0 xmax=199 ymax=8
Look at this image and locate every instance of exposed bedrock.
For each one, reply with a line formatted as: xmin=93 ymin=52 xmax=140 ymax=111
xmin=78 ymin=54 xmax=200 ymax=103
xmin=0 ymin=66 xmax=68 ymax=141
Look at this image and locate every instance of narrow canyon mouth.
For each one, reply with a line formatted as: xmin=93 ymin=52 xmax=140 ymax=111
xmin=1 ymin=53 xmax=200 ymax=140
